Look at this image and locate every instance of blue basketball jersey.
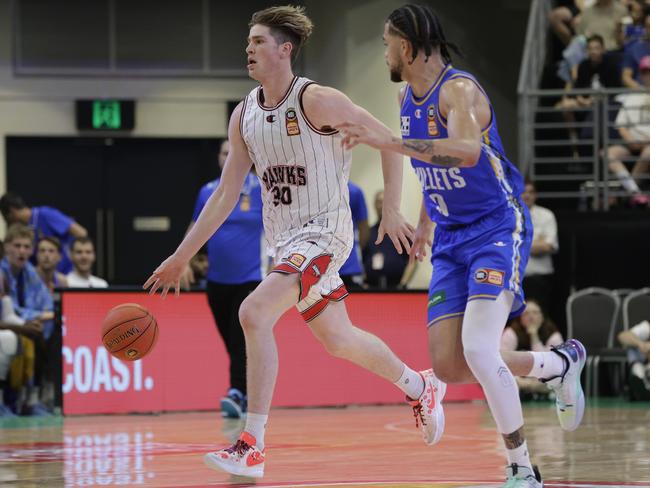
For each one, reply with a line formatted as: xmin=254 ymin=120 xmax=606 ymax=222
xmin=400 ymin=65 xmax=525 ymax=228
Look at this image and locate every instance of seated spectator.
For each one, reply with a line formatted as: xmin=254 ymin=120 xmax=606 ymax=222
xmin=618 ymin=319 xmax=650 ymax=400
xmin=363 ymin=190 xmax=416 ymax=289
xmin=0 ymin=224 xmax=53 ymax=416
xmin=66 ymin=238 xmax=108 ymax=288
xmin=0 ymin=193 xmax=88 ymax=274
xmin=35 ymin=237 xmax=68 ymax=293
xmin=622 ymin=10 xmax=650 ymax=87
xmin=501 ymin=300 xmax=564 ymax=400
xmin=607 ymin=56 xmax=650 ymax=206
xmin=189 ymin=248 xmax=208 ymax=290
xmin=621 ymin=0 xmax=647 ymax=48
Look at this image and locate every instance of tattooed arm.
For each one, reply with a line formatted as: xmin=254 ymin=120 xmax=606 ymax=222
xmin=338 ymin=77 xmax=488 ymax=168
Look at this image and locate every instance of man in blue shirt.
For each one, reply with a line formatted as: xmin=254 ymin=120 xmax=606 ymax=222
xmin=1 ymin=224 xmax=53 ymax=416
xmin=622 ymin=11 xmax=650 ymax=87
xmin=0 ymin=193 xmax=88 ymax=274
xmin=338 ymin=182 xmax=369 ymax=290
xmin=187 ymin=139 xmax=264 ymax=418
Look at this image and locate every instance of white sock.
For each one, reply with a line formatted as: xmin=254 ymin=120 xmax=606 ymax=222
xmin=615 ymin=170 xmax=641 ymax=193
xmin=528 ymin=351 xmax=565 ymax=380
xmin=244 ymin=413 xmax=268 ymax=450
xmin=505 ymin=439 xmax=533 ymax=472
xmin=393 ymin=364 xmax=425 ymax=399
xmin=631 ymin=362 xmax=645 ymax=379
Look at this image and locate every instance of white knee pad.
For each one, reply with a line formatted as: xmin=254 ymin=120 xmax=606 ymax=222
xmin=0 ymin=330 xmax=18 ymax=379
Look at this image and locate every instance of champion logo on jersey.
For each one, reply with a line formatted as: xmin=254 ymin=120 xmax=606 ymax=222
xmin=414 ymin=109 xmax=422 ymax=119
xmin=266 ymin=115 xmax=276 ymax=123
xmin=493 ymin=241 xmax=506 ymax=247
xmin=400 ymin=116 xmax=410 ymax=136
xmin=285 ymin=108 xmax=300 ymax=136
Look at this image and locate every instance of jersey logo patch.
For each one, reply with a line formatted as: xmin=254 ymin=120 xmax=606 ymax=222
xmin=474 ymin=268 xmax=504 ymax=286
xmin=414 ymin=109 xmax=422 ymax=119
xmin=285 ymin=108 xmax=300 ymax=136
xmin=287 ymin=253 xmax=306 ymax=267
xmin=266 ymin=115 xmax=276 ymax=123
xmin=427 ymin=105 xmax=439 ymax=136
xmin=400 ymin=116 xmax=410 ymax=136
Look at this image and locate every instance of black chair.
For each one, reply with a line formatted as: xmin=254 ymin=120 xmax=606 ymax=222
xmin=566 ymin=287 xmax=625 ymax=397
xmin=622 ymin=288 xmax=650 ymax=332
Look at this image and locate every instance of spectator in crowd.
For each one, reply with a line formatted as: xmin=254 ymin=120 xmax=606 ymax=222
xmin=185 ymin=138 xmax=264 ymax=418
xmin=501 ymin=300 xmax=564 ymax=399
xmin=0 ymin=193 xmax=88 ymax=274
xmin=575 ymin=0 xmax=628 ymax=51
xmin=0 ymin=224 xmax=53 ymax=415
xmin=608 ymin=56 xmax=650 ymax=206
xmin=548 ymin=1 xmax=582 ymax=47
xmin=363 ymin=190 xmax=416 ymax=289
xmin=339 ymin=182 xmax=369 ymax=290
xmin=189 ymin=247 xmax=209 ymax=290
xmin=622 ymin=10 xmax=650 ymax=87
xmin=35 ymin=237 xmax=68 ymax=293
xmin=521 ymin=181 xmax=559 ymax=315
xmin=621 ymin=0 xmax=647 ymax=48
xmin=66 ymin=237 xmax=108 ymax=288
xmin=618 ymin=318 xmax=650 ymax=399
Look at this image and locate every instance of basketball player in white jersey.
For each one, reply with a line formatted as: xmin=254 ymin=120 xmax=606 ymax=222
xmin=144 ymin=5 xmax=446 ymax=478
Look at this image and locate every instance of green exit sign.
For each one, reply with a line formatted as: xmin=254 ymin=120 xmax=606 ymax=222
xmin=92 ymin=100 xmax=122 ymax=129
xmin=76 ymin=99 xmax=135 ymax=131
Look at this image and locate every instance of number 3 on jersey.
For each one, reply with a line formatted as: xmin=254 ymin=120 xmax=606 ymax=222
xmin=272 ymin=186 xmax=292 ymax=206
xmin=429 ymin=193 xmax=449 ymax=217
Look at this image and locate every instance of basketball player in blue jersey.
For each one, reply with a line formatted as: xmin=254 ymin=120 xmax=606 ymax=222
xmin=338 ymin=4 xmax=587 ymax=487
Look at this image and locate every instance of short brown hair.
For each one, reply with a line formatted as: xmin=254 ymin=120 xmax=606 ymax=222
xmin=4 ymin=223 xmax=34 ymax=244
xmin=71 ymin=236 xmax=94 ymax=251
xmin=249 ymin=5 xmax=313 ymax=63
xmin=38 ymin=236 xmax=62 ymax=253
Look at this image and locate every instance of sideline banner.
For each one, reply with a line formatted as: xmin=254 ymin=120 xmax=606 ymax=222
xmin=61 ymin=291 xmax=483 ymax=415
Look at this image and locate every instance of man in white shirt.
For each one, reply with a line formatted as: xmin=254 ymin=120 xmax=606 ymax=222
xmin=607 ymin=55 xmax=650 ymax=207
xmin=521 ymin=181 xmax=559 ymax=316
xmin=618 ymin=319 xmax=650 ymax=399
xmin=66 ymin=238 xmax=108 ymax=288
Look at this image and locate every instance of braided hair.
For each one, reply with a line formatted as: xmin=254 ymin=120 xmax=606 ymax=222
xmin=386 ymin=4 xmax=461 ymax=65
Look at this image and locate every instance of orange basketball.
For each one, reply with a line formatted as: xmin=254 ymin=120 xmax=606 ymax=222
xmin=101 ymin=303 xmax=158 ymax=361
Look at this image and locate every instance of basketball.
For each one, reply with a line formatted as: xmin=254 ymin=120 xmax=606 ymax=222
xmin=101 ymin=303 xmax=158 ymax=361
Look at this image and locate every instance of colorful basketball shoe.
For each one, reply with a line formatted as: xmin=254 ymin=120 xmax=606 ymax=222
xmin=502 ymin=464 xmax=543 ymax=487
xmin=204 ymin=431 xmax=265 ymax=478
xmin=406 ymin=369 xmax=447 ymax=445
xmin=543 ymin=339 xmax=587 ymax=431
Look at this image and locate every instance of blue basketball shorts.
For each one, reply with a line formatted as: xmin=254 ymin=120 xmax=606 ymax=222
xmin=426 ymin=201 xmax=533 ymax=328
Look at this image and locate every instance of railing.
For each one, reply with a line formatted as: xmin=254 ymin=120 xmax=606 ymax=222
xmin=518 ymin=0 xmax=552 ymax=175
xmin=521 ymin=87 xmax=650 ymax=210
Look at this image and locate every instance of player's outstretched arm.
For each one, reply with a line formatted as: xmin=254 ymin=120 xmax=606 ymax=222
xmin=144 ymin=102 xmax=253 ymax=297
xmin=337 ymin=78 xmax=484 ymax=168
xmin=302 ymin=85 xmax=415 ymax=254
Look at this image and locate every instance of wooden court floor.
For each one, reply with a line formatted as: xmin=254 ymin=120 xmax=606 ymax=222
xmin=0 ymin=401 xmax=648 ymax=487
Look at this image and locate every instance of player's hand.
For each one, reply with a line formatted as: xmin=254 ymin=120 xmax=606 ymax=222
xmin=409 ymin=222 xmax=434 ymax=263
xmin=377 ymin=207 xmax=415 ymax=255
xmin=180 ymin=264 xmax=195 ymax=291
xmin=336 ymin=122 xmax=394 ymax=151
xmin=143 ymin=253 xmax=188 ymax=298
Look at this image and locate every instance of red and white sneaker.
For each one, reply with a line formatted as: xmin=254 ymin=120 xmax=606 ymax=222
xmin=407 ymin=369 xmax=447 ymax=445
xmin=204 ymin=431 xmax=265 ymax=478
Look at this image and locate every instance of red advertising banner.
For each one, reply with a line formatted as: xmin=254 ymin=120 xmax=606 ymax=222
xmin=61 ymin=291 xmax=483 ymax=415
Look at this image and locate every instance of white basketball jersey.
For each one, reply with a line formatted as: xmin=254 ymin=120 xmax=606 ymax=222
xmin=240 ymin=76 xmax=353 ymax=252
